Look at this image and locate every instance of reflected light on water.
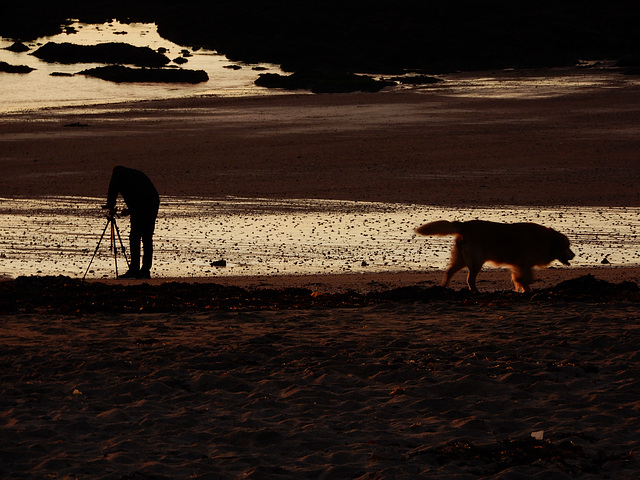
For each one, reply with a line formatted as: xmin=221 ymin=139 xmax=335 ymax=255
xmin=3 ymin=21 xmax=638 ymax=113
xmin=0 ymin=196 xmax=638 ymax=279
xmin=0 ymin=20 xmax=286 ymax=113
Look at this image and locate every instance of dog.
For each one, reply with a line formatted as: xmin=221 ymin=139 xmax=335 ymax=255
xmin=415 ymin=220 xmax=575 ymax=293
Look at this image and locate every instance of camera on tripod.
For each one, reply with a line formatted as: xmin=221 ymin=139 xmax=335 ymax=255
xmin=83 ymin=206 xmax=130 ymax=279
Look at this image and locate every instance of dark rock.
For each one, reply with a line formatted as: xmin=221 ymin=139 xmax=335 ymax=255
xmin=78 ymin=65 xmax=208 ymax=83
xmin=0 ymin=61 xmax=34 ymax=73
xmin=32 ymin=42 xmax=170 ymax=67
xmin=5 ymin=41 xmax=30 ymax=52
xmin=211 ymin=259 xmax=227 ymax=267
xmin=549 ymin=274 xmax=640 ymax=299
xmin=172 ymin=56 xmax=188 ymax=64
xmin=50 ymin=71 xmax=73 ymax=76
xmin=390 ymin=75 xmax=443 ymax=85
xmin=0 ymin=3 xmax=637 ymax=74
xmin=255 ymin=71 xmax=395 ymax=93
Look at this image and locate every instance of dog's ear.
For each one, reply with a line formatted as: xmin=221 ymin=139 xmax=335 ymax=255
xmin=550 ymin=230 xmax=574 ymax=264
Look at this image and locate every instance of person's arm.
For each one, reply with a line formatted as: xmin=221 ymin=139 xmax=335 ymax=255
xmin=104 ymin=168 xmax=120 ymax=215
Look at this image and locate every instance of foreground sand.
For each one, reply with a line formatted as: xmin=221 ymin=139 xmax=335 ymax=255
xmin=137 ymin=266 xmax=640 ymax=294
xmin=1 ymin=274 xmax=640 ymax=479
xmin=1 ymin=74 xmax=640 ymax=478
xmin=1 ymin=272 xmax=640 ymax=478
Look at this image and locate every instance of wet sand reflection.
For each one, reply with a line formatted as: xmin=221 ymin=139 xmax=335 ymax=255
xmin=0 ymin=196 xmax=638 ymax=279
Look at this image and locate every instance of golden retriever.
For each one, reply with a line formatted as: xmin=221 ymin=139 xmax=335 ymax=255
xmin=415 ymin=220 xmax=575 ymax=293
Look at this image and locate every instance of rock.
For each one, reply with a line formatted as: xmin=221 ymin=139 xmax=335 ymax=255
xmin=390 ymin=75 xmax=443 ymax=85
xmin=255 ymin=71 xmax=396 ymax=93
xmin=32 ymin=42 xmax=170 ymax=67
xmin=5 ymin=41 xmax=30 ymax=52
xmin=78 ymin=65 xmax=209 ymax=83
xmin=0 ymin=61 xmax=34 ymax=73
xmin=550 ymin=274 xmax=640 ymax=299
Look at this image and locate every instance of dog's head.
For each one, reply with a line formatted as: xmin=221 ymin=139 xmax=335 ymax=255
xmin=551 ymin=230 xmax=575 ymax=265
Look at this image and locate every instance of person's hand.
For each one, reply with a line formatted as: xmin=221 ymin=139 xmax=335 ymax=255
xmin=102 ymin=205 xmax=116 ymax=217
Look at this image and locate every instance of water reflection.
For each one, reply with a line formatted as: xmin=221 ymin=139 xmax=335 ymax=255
xmin=3 ymin=20 xmax=638 ymax=113
xmin=0 ymin=20 xmax=286 ymax=112
xmin=0 ymin=196 xmax=638 ymax=279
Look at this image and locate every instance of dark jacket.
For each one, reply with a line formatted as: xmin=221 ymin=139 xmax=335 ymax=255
xmin=106 ymin=166 xmax=159 ymax=221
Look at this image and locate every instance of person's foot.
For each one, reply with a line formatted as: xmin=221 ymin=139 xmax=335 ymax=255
xmin=138 ymin=269 xmax=151 ymax=279
xmin=118 ymin=269 xmax=148 ymax=279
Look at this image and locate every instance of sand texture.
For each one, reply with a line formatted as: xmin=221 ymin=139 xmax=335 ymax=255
xmin=2 ymin=283 xmax=640 ymax=479
xmin=1 ymin=77 xmax=639 ymax=207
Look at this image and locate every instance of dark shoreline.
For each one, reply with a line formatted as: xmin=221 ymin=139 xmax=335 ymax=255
xmin=2 ymin=2 xmax=639 ymax=75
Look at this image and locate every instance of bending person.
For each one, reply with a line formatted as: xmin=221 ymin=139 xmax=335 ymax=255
xmin=104 ymin=166 xmax=160 ymax=279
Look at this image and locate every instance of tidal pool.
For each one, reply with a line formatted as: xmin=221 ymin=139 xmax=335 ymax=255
xmin=0 ymin=196 xmax=638 ymax=280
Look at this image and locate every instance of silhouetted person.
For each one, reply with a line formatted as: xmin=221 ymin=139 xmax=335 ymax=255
xmin=104 ymin=166 xmax=159 ymax=279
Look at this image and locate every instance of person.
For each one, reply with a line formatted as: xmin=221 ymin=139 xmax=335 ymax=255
xmin=104 ymin=166 xmax=159 ymax=279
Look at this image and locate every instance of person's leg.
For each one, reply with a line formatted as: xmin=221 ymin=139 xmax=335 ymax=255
xmin=140 ymin=230 xmax=153 ymax=276
xmin=128 ymin=223 xmax=142 ymax=274
xmin=139 ymin=209 xmax=157 ymax=277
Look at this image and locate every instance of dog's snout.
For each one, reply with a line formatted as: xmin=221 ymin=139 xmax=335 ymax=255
xmin=560 ymin=248 xmax=575 ymax=265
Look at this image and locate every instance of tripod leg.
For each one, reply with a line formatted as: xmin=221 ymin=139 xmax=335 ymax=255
xmin=111 ymin=218 xmax=118 ymax=278
xmin=83 ymin=218 xmax=110 ymax=280
xmin=113 ymin=219 xmax=130 ymax=268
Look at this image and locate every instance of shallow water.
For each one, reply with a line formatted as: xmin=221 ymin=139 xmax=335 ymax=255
xmin=3 ymin=21 xmax=639 ymax=113
xmin=0 ymin=20 xmax=287 ymax=113
xmin=0 ymin=196 xmax=638 ymax=279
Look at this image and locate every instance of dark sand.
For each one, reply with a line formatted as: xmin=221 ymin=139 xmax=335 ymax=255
xmin=1 ymin=75 xmax=639 ymax=207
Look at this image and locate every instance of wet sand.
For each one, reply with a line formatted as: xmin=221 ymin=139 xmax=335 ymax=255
xmin=1 ymin=69 xmax=639 ymax=206
xmin=1 ymin=72 xmax=640 ymax=479
xmin=1 ymin=196 xmax=639 ymax=280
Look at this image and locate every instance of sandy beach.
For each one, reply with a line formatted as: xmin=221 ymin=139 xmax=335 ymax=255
xmin=1 ymin=70 xmax=639 ymax=206
xmin=1 ymin=72 xmax=640 ymax=478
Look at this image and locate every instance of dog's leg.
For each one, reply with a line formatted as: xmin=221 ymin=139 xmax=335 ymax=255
xmin=443 ymin=243 xmax=466 ymax=287
xmin=511 ymin=267 xmax=533 ymax=293
xmin=465 ymin=261 xmax=483 ymax=293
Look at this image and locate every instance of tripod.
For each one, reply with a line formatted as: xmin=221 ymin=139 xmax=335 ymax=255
xmin=83 ymin=213 xmax=130 ymax=280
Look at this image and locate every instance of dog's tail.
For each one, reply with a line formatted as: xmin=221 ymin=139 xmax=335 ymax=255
xmin=415 ymin=220 xmax=461 ymax=236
